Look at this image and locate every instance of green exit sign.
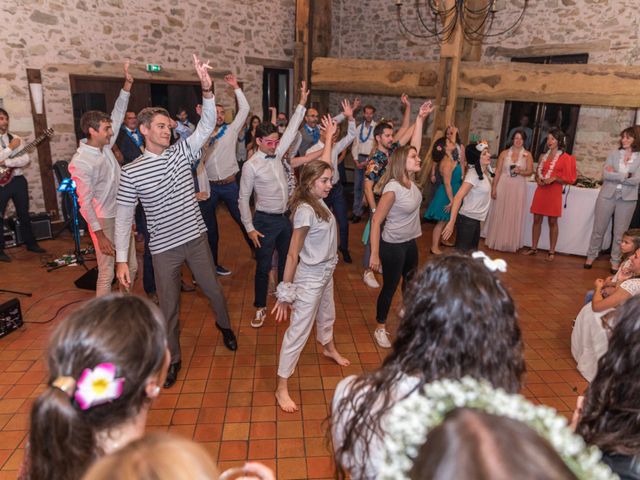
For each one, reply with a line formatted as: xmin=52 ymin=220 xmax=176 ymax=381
xmin=146 ymin=64 xmax=162 ymax=72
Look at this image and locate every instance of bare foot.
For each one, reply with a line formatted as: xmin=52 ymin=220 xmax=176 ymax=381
xmin=275 ymin=389 xmax=299 ymax=413
xmin=322 ymin=348 xmax=351 ymax=367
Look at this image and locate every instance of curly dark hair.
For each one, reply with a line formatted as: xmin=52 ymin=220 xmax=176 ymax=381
xmin=576 ymin=295 xmax=640 ymax=456
xmin=331 ymin=253 xmax=525 ymax=479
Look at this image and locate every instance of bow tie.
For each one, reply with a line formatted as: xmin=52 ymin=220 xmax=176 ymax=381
xmin=265 ymin=155 xmax=276 ymax=159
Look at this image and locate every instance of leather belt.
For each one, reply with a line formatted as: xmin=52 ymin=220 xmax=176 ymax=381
xmin=256 ymin=210 xmax=290 ymax=217
xmin=210 ymin=174 xmax=236 ymax=186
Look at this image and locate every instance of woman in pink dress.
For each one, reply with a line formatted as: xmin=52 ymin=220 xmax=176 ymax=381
xmin=485 ymin=130 xmax=534 ymax=252
xmin=524 ymin=128 xmax=577 ymax=260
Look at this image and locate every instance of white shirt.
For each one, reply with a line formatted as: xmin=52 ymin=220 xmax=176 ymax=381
xmin=239 ymin=104 xmax=306 ymax=233
xmin=351 ymin=120 xmax=377 ymax=158
xmin=306 ymin=119 xmax=356 ymax=184
xmin=202 ymin=88 xmax=250 ymax=181
xmin=68 ymin=89 xmax=129 ymax=232
xmin=0 ymin=133 xmax=29 ymax=177
xmin=294 ymin=202 xmax=337 ymax=265
xmin=459 ymin=168 xmax=492 ymax=221
xmin=381 ymin=180 xmax=422 ymax=243
xmin=332 ymin=374 xmax=421 ymax=480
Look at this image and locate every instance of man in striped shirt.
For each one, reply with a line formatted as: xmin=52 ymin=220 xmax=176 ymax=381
xmin=115 ymin=55 xmax=237 ymax=389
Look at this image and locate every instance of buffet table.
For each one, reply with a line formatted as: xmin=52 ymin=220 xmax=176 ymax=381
xmin=483 ymin=183 xmax=611 ymax=256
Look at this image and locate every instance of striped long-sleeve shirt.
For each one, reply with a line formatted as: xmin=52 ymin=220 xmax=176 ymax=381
xmin=114 ymin=96 xmax=216 ymax=262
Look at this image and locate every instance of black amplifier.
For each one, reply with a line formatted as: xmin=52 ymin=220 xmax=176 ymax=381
xmin=0 ymin=298 xmax=23 ymax=339
xmin=8 ymin=212 xmax=52 ymax=244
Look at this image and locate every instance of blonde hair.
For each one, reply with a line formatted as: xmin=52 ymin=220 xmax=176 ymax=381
xmin=288 ymin=160 xmax=333 ymax=223
xmin=82 ymin=433 xmax=219 ymax=480
xmin=374 ymin=145 xmax=418 ymax=195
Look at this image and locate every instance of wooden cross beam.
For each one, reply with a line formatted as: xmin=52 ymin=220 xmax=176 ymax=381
xmin=311 ymin=57 xmax=640 ymax=109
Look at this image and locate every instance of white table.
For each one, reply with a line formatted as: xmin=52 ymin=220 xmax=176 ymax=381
xmin=483 ymin=183 xmax=611 ymax=256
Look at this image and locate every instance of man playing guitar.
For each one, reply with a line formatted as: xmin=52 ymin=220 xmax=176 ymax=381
xmin=0 ymin=108 xmax=47 ymax=262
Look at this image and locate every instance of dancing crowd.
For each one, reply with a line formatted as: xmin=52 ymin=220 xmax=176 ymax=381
xmin=5 ymin=53 xmax=639 ymax=479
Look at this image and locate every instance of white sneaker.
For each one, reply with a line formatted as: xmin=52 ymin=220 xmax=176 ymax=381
xmin=363 ymin=270 xmax=380 ymax=289
xmin=251 ymin=308 xmax=266 ymax=328
xmin=374 ymin=327 xmax=392 ymax=348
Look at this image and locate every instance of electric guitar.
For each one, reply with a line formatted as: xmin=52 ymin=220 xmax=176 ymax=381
xmin=0 ymin=128 xmax=54 ymax=186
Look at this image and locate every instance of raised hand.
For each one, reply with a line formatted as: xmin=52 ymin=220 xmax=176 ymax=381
xmin=193 ymin=54 xmax=213 ymax=92
xmin=401 ymin=93 xmax=410 ymax=107
xmin=320 ymin=114 xmax=337 ymax=138
xmin=123 ymin=60 xmax=134 ymax=91
xmin=298 ymin=80 xmax=310 ymax=106
xmin=195 ymin=104 xmax=202 ymax=117
xmin=341 ymin=99 xmax=354 ymax=119
xmin=352 ymin=97 xmax=362 ymax=112
xmin=224 ymin=73 xmax=240 ymax=90
xmin=418 ymin=100 xmax=434 ymax=119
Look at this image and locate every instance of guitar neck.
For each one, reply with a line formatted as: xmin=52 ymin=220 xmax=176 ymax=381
xmin=8 ymin=129 xmax=53 ymax=159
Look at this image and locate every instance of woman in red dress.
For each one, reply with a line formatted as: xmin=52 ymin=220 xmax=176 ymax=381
xmin=524 ymin=128 xmax=577 ymax=260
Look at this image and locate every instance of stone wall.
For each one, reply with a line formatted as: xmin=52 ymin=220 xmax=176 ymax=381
xmin=329 ymin=0 xmax=640 ymax=177
xmin=0 ymin=0 xmax=296 ymax=215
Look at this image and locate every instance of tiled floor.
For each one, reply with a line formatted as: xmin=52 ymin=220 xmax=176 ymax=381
xmin=0 ymin=210 xmax=602 ymax=478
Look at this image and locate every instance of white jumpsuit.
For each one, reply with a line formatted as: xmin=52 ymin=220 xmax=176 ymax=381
xmin=277 ymin=201 xmax=338 ymax=378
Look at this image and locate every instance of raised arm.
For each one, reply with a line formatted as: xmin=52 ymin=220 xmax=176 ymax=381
xmin=394 ymin=93 xmax=412 ymax=142
xmin=109 ymin=61 xmax=133 ymax=147
xmin=333 ymin=100 xmax=357 ymax=155
xmin=185 ymin=55 xmax=217 ymax=154
xmin=409 ymin=100 xmax=433 ymax=152
xmin=320 ymin=115 xmax=337 ymax=167
xmin=275 ymin=81 xmax=309 ymax=158
xmin=226 ymin=74 xmax=250 ymax=133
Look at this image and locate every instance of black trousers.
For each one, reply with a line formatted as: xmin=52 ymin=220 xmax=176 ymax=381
xmin=253 ymin=211 xmax=292 ymax=308
xmin=376 ymin=238 xmax=418 ymax=324
xmin=455 ymin=214 xmax=481 ymax=252
xmin=324 ymin=182 xmax=349 ymax=251
xmin=0 ymin=175 xmax=37 ymax=250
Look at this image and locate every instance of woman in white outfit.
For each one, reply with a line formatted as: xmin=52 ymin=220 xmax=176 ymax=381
xmin=273 ymin=118 xmax=350 ymax=413
xmin=572 ymin=246 xmax=640 ymax=382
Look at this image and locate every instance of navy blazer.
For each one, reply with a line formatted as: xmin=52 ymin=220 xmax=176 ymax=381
xmin=115 ymin=128 xmax=145 ymax=165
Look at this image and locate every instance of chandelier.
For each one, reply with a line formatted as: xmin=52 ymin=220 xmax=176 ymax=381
xmin=395 ymin=0 xmax=529 ymax=43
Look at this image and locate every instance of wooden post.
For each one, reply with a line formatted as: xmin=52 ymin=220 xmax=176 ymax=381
xmin=432 ymin=0 xmax=465 ymax=136
xmin=26 ymin=68 xmax=58 ymax=219
xmin=309 ymin=0 xmax=331 ymax=113
xmin=293 ymin=0 xmax=311 ymax=98
xmin=456 ymin=0 xmax=490 ymax=144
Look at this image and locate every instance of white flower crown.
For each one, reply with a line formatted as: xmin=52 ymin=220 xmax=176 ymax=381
xmin=379 ymin=377 xmax=617 ymax=480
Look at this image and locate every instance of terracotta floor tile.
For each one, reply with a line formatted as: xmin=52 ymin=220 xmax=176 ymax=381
xmin=226 ymin=406 xmax=252 ymax=423
xmin=171 ymin=408 xmax=199 ymax=425
xmin=222 ymin=422 xmax=250 ymax=441
xmin=306 ymin=456 xmax=335 ymax=478
xmin=250 ymin=422 xmax=277 ymax=439
xmin=218 ymin=440 xmax=248 ymax=461
xmin=277 ymin=421 xmax=304 ymax=439
xmin=194 ymin=423 xmax=223 ymax=442
xmin=248 ymin=439 xmax=277 ymax=460
xmin=198 ymin=407 xmax=226 ymax=424
xmin=277 ymin=437 xmax=305 ymax=458
xmin=277 ymin=457 xmax=308 ymax=479
xmin=305 ymin=437 xmax=332 ymax=457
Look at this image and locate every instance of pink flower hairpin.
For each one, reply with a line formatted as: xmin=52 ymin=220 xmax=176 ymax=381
xmin=74 ymin=363 xmax=125 ymax=410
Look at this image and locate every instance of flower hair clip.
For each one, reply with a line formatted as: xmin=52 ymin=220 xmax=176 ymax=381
xmin=472 ymin=251 xmax=507 ymax=273
xmin=52 ymin=363 xmax=125 ymax=410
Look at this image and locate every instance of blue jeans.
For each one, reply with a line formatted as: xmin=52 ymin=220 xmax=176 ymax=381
xmin=324 ymin=182 xmax=349 ymax=251
xmin=352 ymin=166 xmax=366 ymax=217
xmin=200 ymin=180 xmax=254 ymax=265
xmin=253 ymin=212 xmax=292 ymax=308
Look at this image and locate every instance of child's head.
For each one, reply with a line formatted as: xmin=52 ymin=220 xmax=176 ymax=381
xmin=621 ymin=228 xmax=640 ymax=256
xmin=82 ymin=433 xmax=220 ymax=480
xmin=289 ymin=160 xmax=334 ymax=223
xmin=29 ymin=295 xmax=169 ymax=480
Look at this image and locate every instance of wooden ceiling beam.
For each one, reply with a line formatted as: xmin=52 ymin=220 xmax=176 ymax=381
xmin=312 ymin=57 xmax=640 ymax=108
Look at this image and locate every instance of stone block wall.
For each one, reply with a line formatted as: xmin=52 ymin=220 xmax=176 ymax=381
xmin=329 ymin=0 xmax=640 ymax=178
xmin=1 ymin=0 xmax=296 ymax=214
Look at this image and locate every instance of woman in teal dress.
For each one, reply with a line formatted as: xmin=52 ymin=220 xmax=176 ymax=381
xmin=424 ymin=137 xmax=463 ymax=254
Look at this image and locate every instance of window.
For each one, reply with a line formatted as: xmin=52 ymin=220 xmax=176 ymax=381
xmin=500 ymin=53 xmax=588 ymax=159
